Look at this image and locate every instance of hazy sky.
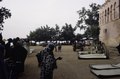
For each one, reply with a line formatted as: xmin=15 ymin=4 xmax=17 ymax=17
xmin=0 ymin=0 xmax=104 ymax=39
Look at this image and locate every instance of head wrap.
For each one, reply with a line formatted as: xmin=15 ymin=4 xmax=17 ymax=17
xmin=47 ymin=42 xmax=54 ymax=51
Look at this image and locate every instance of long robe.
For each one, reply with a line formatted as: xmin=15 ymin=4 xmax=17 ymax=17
xmin=40 ymin=50 xmax=56 ymax=79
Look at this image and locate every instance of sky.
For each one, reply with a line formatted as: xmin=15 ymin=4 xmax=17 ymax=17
xmin=0 ymin=0 xmax=104 ymax=39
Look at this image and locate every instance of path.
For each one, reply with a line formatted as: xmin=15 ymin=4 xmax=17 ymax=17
xmin=19 ymin=46 xmax=120 ymax=79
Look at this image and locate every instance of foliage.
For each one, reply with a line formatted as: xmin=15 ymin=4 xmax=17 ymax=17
xmin=28 ymin=23 xmax=77 ymax=42
xmin=75 ymin=33 xmax=83 ymax=41
xmin=28 ymin=25 xmax=56 ymax=41
xmin=61 ymin=23 xmax=75 ymax=41
xmin=28 ymin=3 xmax=101 ymax=42
xmin=77 ymin=3 xmax=101 ymax=39
xmin=0 ymin=0 xmax=11 ymax=30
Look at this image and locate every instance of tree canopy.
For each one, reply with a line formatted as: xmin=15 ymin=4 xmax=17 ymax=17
xmin=28 ymin=3 xmax=101 ymax=42
xmin=0 ymin=0 xmax=11 ymax=31
xmin=28 ymin=23 xmax=77 ymax=42
xmin=28 ymin=25 xmax=56 ymax=42
xmin=61 ymin=23 xmax=75 ymax=41
xmin=77 ymin=3 xmax=101 ymax=39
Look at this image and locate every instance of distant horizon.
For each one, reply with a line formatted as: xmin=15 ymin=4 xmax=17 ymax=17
xmin=0 ymin=0 xmax=104 ymax=39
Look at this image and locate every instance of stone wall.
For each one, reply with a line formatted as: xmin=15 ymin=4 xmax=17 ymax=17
xmin=99 ymin=0 xmax=120 ymax=47
xmin=100 ymin=19 xmax=120 ymax=47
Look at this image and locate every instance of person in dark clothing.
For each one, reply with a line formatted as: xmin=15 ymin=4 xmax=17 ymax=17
xmin=73 ymin=41 xmax=76 ymax=51
xmin=116 ymin=43 xmax=120 ymax=55
xmin=58 ymin=43 xmax=62 ymax=52
xmin=11 ymin=38 xmax=28 ymax=73
xmin=0 ymin=45 xmax=7 ymax=79
xmin=54 ymin=42 xmax=57 ymax=52
xmin=39 ymin=43 xmax=62 ymax=79
xmin=0 ymin=33 xmax=5 ymax=46
xmin=0 ymin=34 xmax=8 ymax=79
xmin=5 ymin=38 xmax=13 ymax=59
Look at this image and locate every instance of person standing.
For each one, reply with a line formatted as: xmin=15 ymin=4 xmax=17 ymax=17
xmin=73 ymin=41 xmax=76 ymax=51
xmin=39 ymin=43 xmax=62 ymax=79
xmin=5 ymin=38 xmax=13 ymax=59
xmin=116 ymin=43 xmax=120 ymax=55
xmin=0 ymin=34 xmax=8 ymax=79
xmin=11 ymin=38 xmax=28 ymax=73
xmin=57 ymin=43 xmax=62 ymax=52
xmin=54 ymin=42 xmax=57 ymax=52
xmin=0 ymin=33 xmax=5 ymax=46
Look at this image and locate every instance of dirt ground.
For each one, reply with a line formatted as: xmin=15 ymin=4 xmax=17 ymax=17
xmin=19 ymin=45 xmax=120 ymax=79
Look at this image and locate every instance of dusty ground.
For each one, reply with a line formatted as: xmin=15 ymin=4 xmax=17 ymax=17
xmin=19 ymin=45 xmax=120 ymax=79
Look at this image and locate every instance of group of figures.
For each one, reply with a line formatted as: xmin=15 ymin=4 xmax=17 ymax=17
xmin=0 ymin=34 xmax=28 ymax=79
xmin=54 ymin=43 xmax=62 ymax=52
xmin=73 ymin=39 xmax=119 ymax=50
xmin=36 ymin=43 xmax=62 ymax=79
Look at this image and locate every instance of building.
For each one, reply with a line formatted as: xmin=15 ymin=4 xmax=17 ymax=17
xmin=99 ymin=0 xmax=120 ymax=47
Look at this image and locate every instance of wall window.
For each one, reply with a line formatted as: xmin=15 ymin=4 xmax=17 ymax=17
xmin=105 ymin=10 xmax=107 ymax=23
xmin=110 ymin=5 xmax=112 ymax=21
xmin=100 ymin=13 xmax=102 ymax=25
xmin=114 ymin=2 xmax=116 ymax=19
xmin=101 ymin=13 xmax=102 ymax=25
xmin=102 ymin=12 xmax=104 ymax=24
xmin=104 ymin=29 xmax=107 ymax=33
xmin=107 ymin=8 xmax=109 ymax=22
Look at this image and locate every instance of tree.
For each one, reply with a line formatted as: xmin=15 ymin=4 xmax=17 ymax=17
xmin=77 ymin=3 xmax=101 ymax=39
xmin=61 ymin=23 xmax=75 ymax=41
xmin=28 ymin=25 xmax=57 ymax=42
xmin=52 ymin=24 xmax=61 ymax=41
xmin=0 ymin=0 xmax=11 ymax=30
xmin=28 ymin=23 xmax=76 ymax=43
xmin=75 ymin=34 xmax=83 ymax=41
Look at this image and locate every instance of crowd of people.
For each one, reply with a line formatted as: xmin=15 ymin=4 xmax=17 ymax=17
xmin=0 ymin=34 xmax=28 ymax=79
xmin=0 ymin=32 xmax=63 ymax=79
